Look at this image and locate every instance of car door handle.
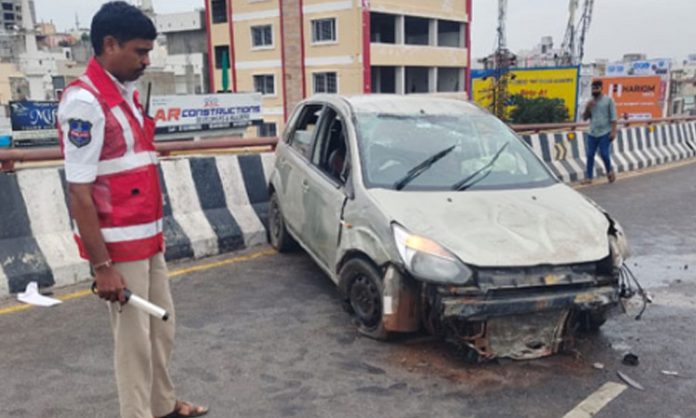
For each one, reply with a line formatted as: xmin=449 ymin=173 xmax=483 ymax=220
xmin=301 ymin=180 xmax=310 ymax=191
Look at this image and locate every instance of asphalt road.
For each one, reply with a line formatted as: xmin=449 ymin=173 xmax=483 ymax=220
xmin=1 ymin=163 xmax=695 ymax=418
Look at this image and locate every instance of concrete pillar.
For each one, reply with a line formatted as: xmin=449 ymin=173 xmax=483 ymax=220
xmin=281 ymin=0 xmax=304 ymax=120
xmin=396 ymin=66 xmax=405 ymax=94
xmin=429 ymin=67 xmax=437 ymax=92
xmin=395 ymin=15 xmax=404 ymax=44
xmin=430 ymin=19 xmax=438 ymax=47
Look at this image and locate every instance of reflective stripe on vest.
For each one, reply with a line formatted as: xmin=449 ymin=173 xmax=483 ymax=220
xmin=75 ymin=219 xmax=163 ymax=243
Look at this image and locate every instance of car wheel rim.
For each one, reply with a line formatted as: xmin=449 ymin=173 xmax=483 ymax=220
xmin=350 ymin=275 xmax=381 ymax=328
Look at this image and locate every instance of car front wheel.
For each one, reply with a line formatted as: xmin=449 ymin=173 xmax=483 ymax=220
xmin=268 ymin=193 xmax=296 ymax=252
xmin=340 ymin=258 xmax=391 ymax=341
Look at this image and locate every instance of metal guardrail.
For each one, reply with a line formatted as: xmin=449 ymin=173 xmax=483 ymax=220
xmin=0 ymin=137 xmax=279 ymax=173
xmin=510 ymin=116 xmax=696 ymax=133
xmin=3 ymin=115 xmax=696 ymax=172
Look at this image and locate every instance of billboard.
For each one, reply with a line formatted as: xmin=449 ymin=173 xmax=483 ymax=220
xmin=471 ymin=67 xmax=579 ymax=120
xmin=150 ymin=93 xmax=263 ymax=135
xmin=597 ymin=75 xmax=662 ymax=120
xmin=9 ymin=101 xmax=60 ymax=146
xmin=9 ymin=101 xmax=58 ymax=132
xmin=606 ymin=58 xmax=671 ymax=76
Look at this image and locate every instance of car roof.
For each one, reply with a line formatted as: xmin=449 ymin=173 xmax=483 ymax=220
xmin=306 ymin=94 xmax=485 ymax=116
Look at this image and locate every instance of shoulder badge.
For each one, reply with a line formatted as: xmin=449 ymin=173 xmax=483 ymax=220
xmin=68 ymin=119 xmax=93 ymax=148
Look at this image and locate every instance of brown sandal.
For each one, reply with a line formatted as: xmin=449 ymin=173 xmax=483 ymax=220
xmin=158 ymin=400 xmax=209 ymax=418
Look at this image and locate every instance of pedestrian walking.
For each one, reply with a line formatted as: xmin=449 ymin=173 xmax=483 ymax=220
xmin=57 ymin=2 xmax=208 ymax=417
xmin=582 ymin=79 xmax=618 ymax=184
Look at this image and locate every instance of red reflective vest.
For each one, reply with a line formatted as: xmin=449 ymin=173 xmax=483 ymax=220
xmin=59 ymin=58 xmax=164 ymax=262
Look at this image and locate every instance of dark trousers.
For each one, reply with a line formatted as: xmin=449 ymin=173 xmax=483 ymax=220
xmin=586 ymin=133 xmax=613 ymax=179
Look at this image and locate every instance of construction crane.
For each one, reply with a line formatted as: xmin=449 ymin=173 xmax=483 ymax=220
xmin=559 ymin=0 xmax=579 ymax=66
xmin=558 ymin=0 xmax=595 ymax=66
xmin=489 ymin=0 xmax=516 ymax=119
xmin=576 ymin=0 xmax=595 ymax=65
xmin=497 ymin=0 xmax=507 ymax=52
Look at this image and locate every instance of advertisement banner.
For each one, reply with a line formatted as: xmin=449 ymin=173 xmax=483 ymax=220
xmin=606 ymin=59 xmax=671 ymax=76
xmin=597 ymin=75 xmax=662 ymax=120
xmin=9 ymin=101 xmax=58 ymax=132
xmin=471 ymin=67 xmax=579 ymax=120
xmin=150 ymin=93 xmax=263 ymax=135
xmin=9 ymin=101 xmax=60 ymax=146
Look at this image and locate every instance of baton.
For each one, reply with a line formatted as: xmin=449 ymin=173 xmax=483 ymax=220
xmin=91 ymin=282 xmax=169 ymax=321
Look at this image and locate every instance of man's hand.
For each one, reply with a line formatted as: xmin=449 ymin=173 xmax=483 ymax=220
xmin=95 ymin=266 xmax=127 ymax=303
xmin=583 ymin=100 xmax=596 ymax=121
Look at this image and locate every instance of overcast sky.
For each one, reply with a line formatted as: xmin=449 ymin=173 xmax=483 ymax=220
xmin=34 ymin=0 xmax=696 ymax=64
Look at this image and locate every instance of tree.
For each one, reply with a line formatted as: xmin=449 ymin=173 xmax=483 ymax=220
xmin=508 ymin=95 xmax=570 ymax=124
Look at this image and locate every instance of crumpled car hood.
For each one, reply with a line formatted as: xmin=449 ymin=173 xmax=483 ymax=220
xmin=368 ymin=183 xmax=610 ymax=267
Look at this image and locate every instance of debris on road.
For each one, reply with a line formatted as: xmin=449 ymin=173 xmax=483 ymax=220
xmin=593 ymin=362 xmax=605 ymax=370
xmin=617 ymin=371 xmax=645 ymax=391
xmin=661 ymin=370 xmax=679 ymax=377
xmin=622 ymin=353 xmax=639 ymax=366
xmin=17 ymin=282 xmax=62 ymax=307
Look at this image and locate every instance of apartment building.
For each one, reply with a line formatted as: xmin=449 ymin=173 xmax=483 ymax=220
xmin=205 ymin=0 xmax=471 ymax=135
xmin=1 ymin=0 xmax=34 ymax=31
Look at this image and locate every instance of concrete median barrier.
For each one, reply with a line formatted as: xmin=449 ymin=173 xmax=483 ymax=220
xmin=519 ymin=121 xmax=696 ymax=182
xmin=0 ymin=153 xmax=277 ymax=298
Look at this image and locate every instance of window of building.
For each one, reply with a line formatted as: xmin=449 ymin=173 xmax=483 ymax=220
xmin=4 ymin=12 xmax=14 ymax=20
xmin=311 ymin=18 xmax=336 ymax=43
xmin=214 ymin=45 xmax=230 ymax=69
xmin=437 ymin=20 xmax=463 ymax=48
xmin=313 ymin=72 xmax=337 ymax=94
xmin=437 ymin=67 xmax=463 ymax=92
xmin=251 ymin=25 xmax=273 ymax=48
xmin=371 ymin=66 xmax=397 ymax=93
xmin=258 ymin=122 xmax=277 ymax=137
xmin=405 ymin=16 xmax=430 ymax=45
xmin=405 ymin=67 xmax=429 ymax=93
xmin=1 ymin=3 xmax=13 ymax=11
xmin=211 ymin=0 xmax=228 ymax=24
xmin=253 ymin=74 xmax=275 ymax=95
xmin=370 ymin=12 xmax=396 ymax=44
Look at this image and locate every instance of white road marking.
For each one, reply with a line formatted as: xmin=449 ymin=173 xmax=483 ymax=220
xmin=562 ymin=381 xmax=627 ymax=418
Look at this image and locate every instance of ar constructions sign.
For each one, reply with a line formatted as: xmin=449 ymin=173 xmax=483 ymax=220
xmin=150 ymin=93 xmax=263 ymax=135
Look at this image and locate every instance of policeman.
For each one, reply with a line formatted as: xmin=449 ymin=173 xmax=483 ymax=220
xmin=57 ymin=2 xmax=208 ymax=417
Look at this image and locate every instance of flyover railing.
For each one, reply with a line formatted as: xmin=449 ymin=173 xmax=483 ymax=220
xmin=511 ymin=116 xmax=696 ymax=133
xmin=0 ymin=137 xmax=278 ymax=173
xmin=3 ymin=116 xmax=696 ymax=172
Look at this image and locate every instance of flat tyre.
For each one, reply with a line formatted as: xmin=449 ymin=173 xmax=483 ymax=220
xmin=340 ymin=258 xmax=391 ymax=341
xmin=268 ymin=193 xmax=296 ymax=252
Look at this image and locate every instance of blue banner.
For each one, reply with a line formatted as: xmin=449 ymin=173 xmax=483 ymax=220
xmin=9 ymin=101 xmax=59 ymax=132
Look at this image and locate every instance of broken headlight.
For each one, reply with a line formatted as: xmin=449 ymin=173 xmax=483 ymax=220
xmin=392 ymin=224 xmax=473 ymax=285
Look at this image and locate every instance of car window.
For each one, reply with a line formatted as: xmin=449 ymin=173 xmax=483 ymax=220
xmin=311 ymin=107 xmax=348 ymax=183
xmin=287 ymin=104 xmax=323 ymax=159
xmin=355 ymin=112 xmax=556 ymax=191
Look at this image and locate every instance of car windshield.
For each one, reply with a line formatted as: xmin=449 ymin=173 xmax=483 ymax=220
xmin=355 ymin=112 xmax=557 ymax=191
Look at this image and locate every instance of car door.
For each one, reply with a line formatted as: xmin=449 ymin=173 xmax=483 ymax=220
xmin=300 ymin=106 xmax=351 ymax=270
xmin=275 ymin=104 xmax=324 ymax=237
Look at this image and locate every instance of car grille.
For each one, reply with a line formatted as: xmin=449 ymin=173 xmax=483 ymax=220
xmin=475 ymin=262 xmax=601 ymax=292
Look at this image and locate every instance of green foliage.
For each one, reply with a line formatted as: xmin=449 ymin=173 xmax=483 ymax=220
xmin=508 ymin=95 xmax=571 ymax=124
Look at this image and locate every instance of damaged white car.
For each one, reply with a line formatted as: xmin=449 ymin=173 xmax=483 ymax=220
xmin=268 ymin=95 xmax=631 ymax=360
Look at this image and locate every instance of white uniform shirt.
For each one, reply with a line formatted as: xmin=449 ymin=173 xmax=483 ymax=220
xmin=59 ymin=72 xmax=143 ymax=184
